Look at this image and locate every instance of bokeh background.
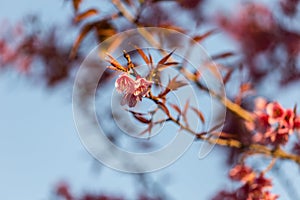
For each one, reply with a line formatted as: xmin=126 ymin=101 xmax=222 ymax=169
xmin=1 ymin=0 xmax=300 ymax=199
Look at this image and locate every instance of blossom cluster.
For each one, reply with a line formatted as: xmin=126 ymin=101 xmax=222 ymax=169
xmin=247 ymin=98 xmax=300 ymax=146
xmin=115 ymin=73 xmax=152 ymax=107
xmin=213 ymin=165 xmax=278 ymax=200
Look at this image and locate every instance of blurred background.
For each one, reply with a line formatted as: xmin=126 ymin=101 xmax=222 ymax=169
xmin=1 ymin=0 xmax=300 ymax=199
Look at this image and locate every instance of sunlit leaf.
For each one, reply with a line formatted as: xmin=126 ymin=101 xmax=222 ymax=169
xmin=94 ymin=20 xmax=116 ymax=42
xmin=139 ymin=123 xmax=153 ymax=136
xmin=240 ymin=83 xmax=252 ymax=93
xmin=157 ymin=50 xmax=175 ymax=66
xmin=169 ymin=103 xmax=181 ymax=114
xmin=183 ymin=99 xmax=190 ymax=117
xmin=133 ymin=114 xmax=151 ymax=124
xmin=223 ymin=68 xmax=234 ymax=84
xmin=191 ymin=107 xmax=205 ymax=123
xmin=182 ymin=100 xmax=190 ymax=127
xmin=135 ymin=47 xmax=150 ymax=65
xmin=70 ymin=23 xmax=94 ymax=58
xmin=211 ymin=52 xmax=235 ymax=60
xmin=158 ymin=75 xmax=187 ymax=98
xmin=127 ymin=110 xmax=151 ymax=124
xmin=105 ymin=54 xmax=127 ymax=72
xmin=166 ymin=75 xmax=188 ymax=91
xmin=157 ymin=102 xmax=170 ymax=117
xmin=159 ymin=24 xmax=186 ymax=33
xmin=158 ymin=62 xmax=179 ymax=71
xmin=72 ymin=0 xmax=82 ymax=12
xmin=74 ymin=9 xmax=99 ymax=23
xmin=193 ymin=29 xmax=218 ymax=43
xmin=149 ymin=53 xmax=153 ymax=67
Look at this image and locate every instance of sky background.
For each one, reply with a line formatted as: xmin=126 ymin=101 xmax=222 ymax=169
xmin=1 ymin=0 xmax=300 ymax=200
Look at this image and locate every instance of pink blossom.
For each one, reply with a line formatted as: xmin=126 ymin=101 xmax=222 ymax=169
xmin=115 ymin=74 xmax=135 ymax=94
xmin=266 ymin=102 xmax=285 ymax=124
xmin=133 ymin=78 xmax=152 ymax=98
xmin=229 ymin=165 xmax=255 ymax=183
xmin=115 ymin=74 xmax=151 ymax=107
xmin=257 ymin=113 xmax=269 ymax=132
xmin=254 ymin=97 xmax=268 ymax=112
xmin=281 ymin=109 xmax=295 ymax=133
xmin=249 ymin=100 xmax=299 ymax=146
xmin=121 ymin=93 xmax=138 ymax=107
xmin=217 ymin=164 xmax=279 ymax=200
xmin=263 ymin=191 xmax=279 ymax=200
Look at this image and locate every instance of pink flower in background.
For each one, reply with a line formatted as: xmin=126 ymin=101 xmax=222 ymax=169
xmin=229 ymin=164 xmax=255 ymax=183
xmin=254 ymin=97 xmax=268 ymax=112
xmin=115 ymin=74 xmax=152 ymax=107
xmin=217 ymin=164 xmax=279 ymax=200
xmin=280 ymin=109 xmax=295 ymax=133
xmin=249 ymin=99 xmax=299 ymax=146
xmin=266 ymin=102 xmax=285 ymax=124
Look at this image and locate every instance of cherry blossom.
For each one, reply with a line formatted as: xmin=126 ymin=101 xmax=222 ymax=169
xmin=115 ymin=73 xmax=152 ymax=107
xmin=214 ymin=164 xmax=278 ymax=200
xmin=229 ymin=164 xmax=255 ymax=183
xmin=266 ymin=102 xmax=285 ymax=124
xmin=249 ymin=99 xmax=300 ymax=146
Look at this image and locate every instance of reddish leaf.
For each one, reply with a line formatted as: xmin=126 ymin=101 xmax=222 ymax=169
xmin=133 ymin=114 xmax=151 ymax=124
xmin=191 ymin=107 xmax=205 ymax=123
xmin=74 ymin=9 xmax=99 ymax=23
xmin=193 ymin=29 xmax=218 ymax=43
xmin=106 ymin=54 xmax=127 ymax=72
xmin=158 ymin=62 xmax=179 ymax=71
xmin=157 ymin=50 xmax=175 ymax=66
xmin=166 ymin=75 xmax=188 ymax=91
xmin=183 ymin=99 xmax=190 ymax=117
xmin=157 ymin=102 xmax=170 ymax=117
xmin=139 ymin=123 xmax=153 ymax=136
xmin=182 ymin=100 xmax=190 ymax=127
xmin=135 ymin=47 xmax=150 ymax=65
xmin=70 ymin=23 xmax=94 ymax=58
xmin=72 ymin=0 xmax=82 ymax=12
xmin=158 ymin=76 xmax=187 ymax=97
xmin=127 ymin=110 xmax=151 ymax=124
xmin=93 ymin=20 xmax=116 ymax=42
xmin=240 ymin=83 xmax=252 ymax=93
xmin=158 ymin=87 xmax=170 ymax=98
xmin=159 ymin=24 xmax=186 ymax=33
xmin=149 ymin=53 xmax=153 ymax=67
xmin=294 ymin=104 xmax=297 ymax=115
xmin=208 ymin=122 xmax=223 ymax=133
xmin=211 ymin=52 xmax=235 ymax=60
xmin=169 ymin=103 xmax=182 ymax=114
xmin=223 ymin=68 xmax=234 ymax=84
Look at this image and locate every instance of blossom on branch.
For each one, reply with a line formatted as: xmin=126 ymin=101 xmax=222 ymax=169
xmin=115 ymin=73 xmax=152 ymax=107
xmin=249 ymin=99 xmax=300 ymax=146
xmin=213 ymin=164 xmax=278 ymax=200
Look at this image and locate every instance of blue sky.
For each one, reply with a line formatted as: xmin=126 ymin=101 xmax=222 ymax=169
xmin=1 ymin=0 xmax=300 ymax=200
